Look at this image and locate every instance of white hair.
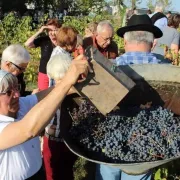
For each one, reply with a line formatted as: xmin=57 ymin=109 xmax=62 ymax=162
xmin=155 ymin=2 xmax=164 ymax=12
xmin=2 ymin=44 xmax=30 ymax=65
xmin=124 ymin=31 xmax=154 ymax=45
xmin=97 ymin=20 xmax=114 ymax=34
xmin=47 ymin=54 xmax=72 ymax=80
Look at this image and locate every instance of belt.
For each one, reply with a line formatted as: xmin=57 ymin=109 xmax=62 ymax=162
xmin=45 ymin=132 xmax=64 ymax=142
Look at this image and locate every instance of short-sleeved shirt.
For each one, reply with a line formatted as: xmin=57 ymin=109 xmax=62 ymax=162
xmin=154 ymin=17 xmax=167 ymax=31
xmin=149 ymin=12 xmax=167 ymax=31
xmin=34 ymin=35 xmax=54 ymax=74
xmin=152 ymin=26 xmax=180 ymax=56
xmin=50 ymin=46 xmax=72 ymax=59
xmin=0 ymin=95 xmax=42 ymax=180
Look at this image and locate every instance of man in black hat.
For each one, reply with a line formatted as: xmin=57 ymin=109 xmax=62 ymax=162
xmin=96 ymin=14 xmax=162 ymax=180
xmin=114 ymin=14 xmax=163 ymax=66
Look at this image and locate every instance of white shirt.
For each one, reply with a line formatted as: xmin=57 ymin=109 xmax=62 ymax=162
xmin=149 ymin=13 xmax=167 ymax=32
xmin=154 ymin=17 xmax=167 ymax=32
xmin=50 ymin=46 xmax=72 ymax=59
xmin=0 ymin=95 xmax=42 ymax=180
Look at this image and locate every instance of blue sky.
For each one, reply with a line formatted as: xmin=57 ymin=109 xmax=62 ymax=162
xmin=136 ymin=0 xmax=179 ymax=12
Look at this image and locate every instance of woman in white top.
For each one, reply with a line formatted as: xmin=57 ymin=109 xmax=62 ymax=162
xmin=50 ymin=26 xmax=78 ymax=59
xmin=0 ymin=55 xmax=89 ymax=180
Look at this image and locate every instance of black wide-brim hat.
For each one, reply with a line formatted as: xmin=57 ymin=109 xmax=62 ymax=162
xmin=117 ymin=14 xmax=163 ymax=38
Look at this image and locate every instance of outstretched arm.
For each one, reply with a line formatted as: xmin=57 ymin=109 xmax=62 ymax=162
xmin=25 ymin=25 xmax=52 ymax=48
xmin=0 ymin=55 xmax=89 ymax=150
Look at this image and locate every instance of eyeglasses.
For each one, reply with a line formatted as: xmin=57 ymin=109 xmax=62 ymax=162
xmin=10 ymin=62 xmax=26 ymax=72
xmin=99 ymin=35 xmax=113 ymax=43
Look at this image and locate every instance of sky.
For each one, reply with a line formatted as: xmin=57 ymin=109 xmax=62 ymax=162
xmin=136 ymin=0 xmax=180 ymax=12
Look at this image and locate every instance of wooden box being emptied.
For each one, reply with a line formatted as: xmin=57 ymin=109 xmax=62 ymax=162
xmin=75 ymin=47 xmax=135 ymax=115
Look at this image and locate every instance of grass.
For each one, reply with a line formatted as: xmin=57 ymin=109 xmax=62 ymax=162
xmin=73 ymin=158 xmax=96 ymax=180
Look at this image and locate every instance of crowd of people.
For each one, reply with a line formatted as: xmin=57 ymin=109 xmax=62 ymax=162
xmin=0 ymin=2 xmax=180 ymax=180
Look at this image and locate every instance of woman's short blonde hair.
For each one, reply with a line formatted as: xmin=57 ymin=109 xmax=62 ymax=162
xmin=47 ymin=54 xmax=72 ymax=80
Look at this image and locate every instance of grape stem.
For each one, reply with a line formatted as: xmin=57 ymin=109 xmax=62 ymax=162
xmin=128 ymin=133 xmax=165 ymax=153
xmin=149 ymin=152 xmax=164 ymax=159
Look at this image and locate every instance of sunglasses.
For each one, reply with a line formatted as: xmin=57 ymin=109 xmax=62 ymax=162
xmin=10 ymin=62 xmax=26 ymax=72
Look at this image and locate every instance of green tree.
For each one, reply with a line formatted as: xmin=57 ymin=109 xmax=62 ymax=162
xmin=129 ymin=0 xmax=142 ymax=9
xmin=1 ymin=0 xmax=27 ymax=15
xmin=67 ymin=0 xmax=106 ymax=15
xmin=159 ymin=0 xmax=172 ymax=10
xmin=147 ymin=0 xmax=155 ymax=11
xmin=110 ymin=0 xmax=141 ymax=11
xmin=146 ymin=0 xmax=172 ymax=11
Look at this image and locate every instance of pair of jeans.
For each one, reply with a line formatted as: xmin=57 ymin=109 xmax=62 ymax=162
xmin=96 ymin=164 xmax=152 ymax=180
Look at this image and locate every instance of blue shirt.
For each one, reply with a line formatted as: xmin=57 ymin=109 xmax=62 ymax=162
xmin=115 ymin=52 xmax=160 ymax=66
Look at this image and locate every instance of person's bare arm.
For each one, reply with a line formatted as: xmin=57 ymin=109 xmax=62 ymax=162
xmin=25 ymin=26 xmax=50 ymax=48
xmin=0 ymin=55 xmax=89 ymax=150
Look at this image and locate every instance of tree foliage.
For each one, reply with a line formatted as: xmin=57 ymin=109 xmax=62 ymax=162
xmin=1 ymin=0 xmax=27 ymax=15
xmin=0 ymin=13 xmax=40 ymax=83
xmin=1 ymin=0 xmax=107 ymax=15
xmin=129 ymin=0 xmax=142 ymax=9
xmin=74 ymin=0 xmax=106 ymax=14
xmin=146 ymin=0 xmax=172 ymax=11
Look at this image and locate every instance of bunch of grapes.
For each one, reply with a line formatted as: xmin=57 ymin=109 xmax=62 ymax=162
xmin=69 ymin=100 xmax=180 ymax=163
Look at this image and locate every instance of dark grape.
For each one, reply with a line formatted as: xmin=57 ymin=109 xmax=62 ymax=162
xmin=69 ymin=100 xmax=180 ymax=163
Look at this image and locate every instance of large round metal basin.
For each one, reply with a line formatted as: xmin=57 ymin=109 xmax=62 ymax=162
xmin=64 ymin=64 xmax=180 ymax=175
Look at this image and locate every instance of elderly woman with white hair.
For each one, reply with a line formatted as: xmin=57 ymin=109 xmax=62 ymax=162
xmin=1 ymin=44 xmax=30 ymax=96
xmin=0 ymin=55 xmax=89 ymax=180
xmin=43 ymin=54 xmax=78 ymax=180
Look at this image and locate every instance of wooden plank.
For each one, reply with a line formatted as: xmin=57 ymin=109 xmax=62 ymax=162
xmin=75 ymin=60 xmax=130 ymax=115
